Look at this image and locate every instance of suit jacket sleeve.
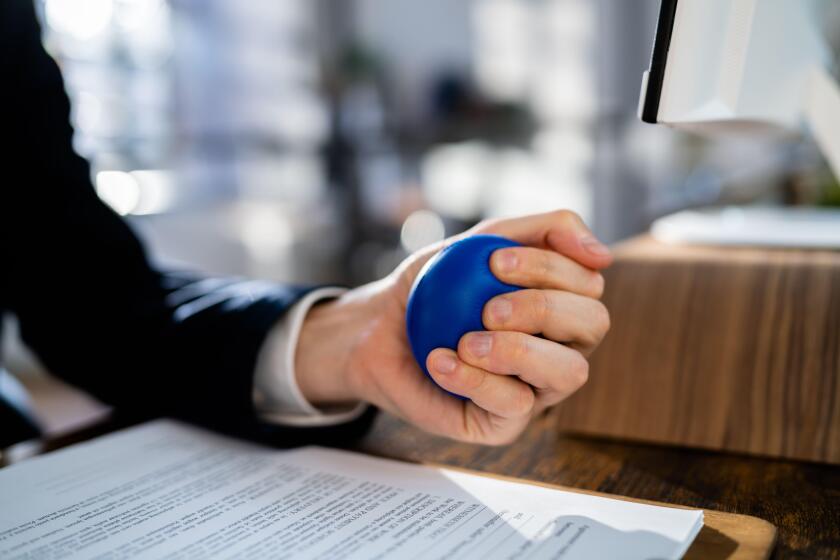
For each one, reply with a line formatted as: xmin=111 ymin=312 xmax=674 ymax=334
xmin=0 ymin=1 xmax=314 ymax=425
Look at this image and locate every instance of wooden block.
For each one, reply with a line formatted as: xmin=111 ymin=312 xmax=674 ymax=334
xmin=554 ymin=235 xmax=840 ymax=463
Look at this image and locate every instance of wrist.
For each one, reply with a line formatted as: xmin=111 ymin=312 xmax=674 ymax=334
xmin=294 ymin=283 xmax=386 ymax=407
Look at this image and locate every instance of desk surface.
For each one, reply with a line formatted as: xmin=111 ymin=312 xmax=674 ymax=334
xmin=350 ymin=411 xmax=839 ymax=560
xmin=8 ymin=412 xmax=840 ymax=559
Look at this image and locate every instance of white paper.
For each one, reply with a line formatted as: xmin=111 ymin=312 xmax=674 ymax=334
xmin=0 ymin=420 xmax=702 ymax=559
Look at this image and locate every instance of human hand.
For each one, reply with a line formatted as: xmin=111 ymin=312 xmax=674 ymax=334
xmin=295 ymin=210 xmax=612 ymax=444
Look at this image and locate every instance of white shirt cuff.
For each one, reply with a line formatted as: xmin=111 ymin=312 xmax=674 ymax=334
xmin=253 ymin=287 xmax=367 ymax=427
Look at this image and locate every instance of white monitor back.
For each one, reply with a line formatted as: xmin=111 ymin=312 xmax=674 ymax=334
xmin=651 ymin=0 xmax=827 ymax=133
xmin=640 ymin=0 xmax=840 ymax=180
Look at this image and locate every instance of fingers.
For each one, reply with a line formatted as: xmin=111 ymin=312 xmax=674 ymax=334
xmin=378 ymin=367 xmax=528 ymax=447
xmin=490 ymin=246 xmax=604 ymax=299
xmin=420 ymin=331 xmax=592 ymax=445
xmin=474 ymin=209 xmax=612 ymax=270
xmin=456 ymin=331 xmax=590 ymax=406
xmin=482 ymin=289 xmax=610 ymax=353
xmin=426 ymin=349 xmax=536 ymax=420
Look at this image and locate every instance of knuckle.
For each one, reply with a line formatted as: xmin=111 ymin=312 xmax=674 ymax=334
xmin=556 ymin=209 xmax=581 ymax=228
xmin=510 ymin=387 xmax=535 ymax=417
xmin=534 ymin=290 xmax=552 ymax=324
xmin=462 ymin=410 xmax=516 ymax=446
xmin=593 ymin=301 xmax=611 ymax=339
xmin=506 ymin=333 xmax=531 ymax=365
xmin=580 ymin=301 xmax=610 ymax=347
xmin=591 ymin=272 xmax=605 ymax=299
xmin=568 ymin=352 xmax=590 ymax=389
xmin=475 ymin=332 xmax=523 ymax=375
xmin=536 ymin=250 xmax=553 ymax=278
xmin=475 ymin=218 xmax=502 ymax=234
xmin=538 ymin=391 xmax=565 ymax=409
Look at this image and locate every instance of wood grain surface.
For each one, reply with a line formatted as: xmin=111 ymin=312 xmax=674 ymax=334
xmin=553 ymin=236 xmax=840 ymax=463
xmin=349 ymin=412 xmax=840 ymax=559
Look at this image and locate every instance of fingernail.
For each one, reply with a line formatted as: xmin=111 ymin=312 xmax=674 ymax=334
xmin=432 ymin=354 xmax=457 ymax=375
xmin=580 ymin=235 xmax=611 ymax=256
xmin=467 ymin=332 xmax=492 ymax=357
xmin=489 ymin=297 xmax=512 ymax=323
xmin=496 ymin=249 xmax=518 ymax=273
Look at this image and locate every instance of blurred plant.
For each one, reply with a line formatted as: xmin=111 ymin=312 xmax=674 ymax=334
xmin=819 ymin=175 xmax=840 ymax=206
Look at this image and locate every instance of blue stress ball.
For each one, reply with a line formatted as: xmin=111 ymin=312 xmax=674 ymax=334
xmin=406 ymin=234 xmax=523 ymax=396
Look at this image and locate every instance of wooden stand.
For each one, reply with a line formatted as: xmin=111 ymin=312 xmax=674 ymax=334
xmin=554 ymin=236 xmax=840 ymax=464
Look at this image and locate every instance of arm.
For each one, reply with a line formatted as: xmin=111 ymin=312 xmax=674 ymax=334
xmin=0 ymin=1 xmax=312 ymax=425
xmin=1 ymin=2 xmax=613 ymax=446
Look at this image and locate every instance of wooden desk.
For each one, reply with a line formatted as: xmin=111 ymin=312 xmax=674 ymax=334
xmin=349 ymin=412 xmax=840 ymax=559
xmin=7 ymin=412 xmax=839 ymax=559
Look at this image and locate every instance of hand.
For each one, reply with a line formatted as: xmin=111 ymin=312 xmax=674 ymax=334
xmin=295 ymin=210 xmax=612 ymax=445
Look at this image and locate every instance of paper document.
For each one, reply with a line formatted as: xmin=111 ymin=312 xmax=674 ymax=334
xmin=0 ymin=420 xmax=702 ymax=559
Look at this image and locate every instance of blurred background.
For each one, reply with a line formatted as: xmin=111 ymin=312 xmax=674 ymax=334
xmin=4 ymin=0 xmax=840 ymax=433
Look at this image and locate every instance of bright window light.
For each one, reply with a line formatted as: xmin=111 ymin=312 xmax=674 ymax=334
xmin=130 ymin=169 xmax=174 ymax=215
xmin=400 ymin=210 xmax=446 ymax=253
xmin=95 ymin=171 xmax=141 ymax=215
xmin=45 ymin=0 xmax=113 ymax=41
xmin=421 ymin=142 xmax=491 ymax=220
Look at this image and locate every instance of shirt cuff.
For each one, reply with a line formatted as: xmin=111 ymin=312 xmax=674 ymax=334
xmin=253 ymin=287 xmax=367 ymax=427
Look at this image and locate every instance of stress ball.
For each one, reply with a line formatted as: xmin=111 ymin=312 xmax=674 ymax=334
xmin=406 ymin=234 xmax=523 ymax=395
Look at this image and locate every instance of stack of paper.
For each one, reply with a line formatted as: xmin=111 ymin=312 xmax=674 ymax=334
xmin=0 ymin=420 xmax=702 ymax=559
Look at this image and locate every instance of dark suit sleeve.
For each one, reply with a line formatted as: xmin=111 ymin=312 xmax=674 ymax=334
xmin=0 ymin=1 xmax=313 ymax=425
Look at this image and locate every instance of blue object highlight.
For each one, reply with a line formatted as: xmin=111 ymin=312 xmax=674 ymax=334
xmin=405 ymin=234 xmax=523 ymax=396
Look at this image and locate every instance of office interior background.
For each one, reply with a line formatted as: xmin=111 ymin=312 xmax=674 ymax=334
xmin=5 ymin=0 xmax=840 ymax=433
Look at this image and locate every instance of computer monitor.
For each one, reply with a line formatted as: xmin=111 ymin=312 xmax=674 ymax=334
xmin=639 ymin=0 xmax=840 ymax=181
